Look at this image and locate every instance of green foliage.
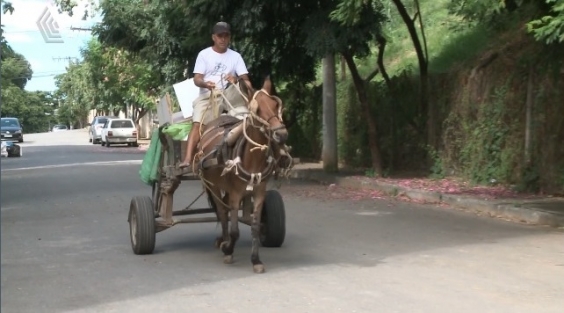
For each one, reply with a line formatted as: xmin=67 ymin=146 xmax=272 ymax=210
xmin=429 ymin=23 xmax=493 ymax=73
xmin=427 ymin=145 xmax=445 ymax=179
xmin=447 ymin=0 xmax=527 ymax=24
xmin=459 ymin=84 xmax=516 ymax=185
xmin=279 ymin=82 xmax=322 ymax=160
xmin=527 ymin=0 xmax=564 ymax=44
xmin=337 ymin=81 xmax=371 ymax=168
xmin=54 ymin=37 xmax=160 ymax=126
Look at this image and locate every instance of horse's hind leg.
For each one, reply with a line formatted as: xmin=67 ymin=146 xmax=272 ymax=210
xmin=221 ymin=193 xmax=242 ymax=264
xmin=214 ymin=192 xmax=229 ymax=250
xmin=250 ymin=184 xmax=267 ymax=273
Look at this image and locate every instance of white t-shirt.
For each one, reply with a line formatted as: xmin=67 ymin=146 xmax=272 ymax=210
xmin=193 ymin=47 xmax=249 ymax=95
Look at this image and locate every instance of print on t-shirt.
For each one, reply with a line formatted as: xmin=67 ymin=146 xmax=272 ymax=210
xmin=211 ymin=62 xmax=228 ymax=76
xmin=193 ymin=47 xmax=249 ymax=94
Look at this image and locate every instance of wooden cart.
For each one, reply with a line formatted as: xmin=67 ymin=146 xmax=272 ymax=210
xmin=127 ymin=124 xmax=287 ymax=255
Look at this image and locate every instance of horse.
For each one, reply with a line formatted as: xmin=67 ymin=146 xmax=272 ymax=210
xmin=193 ymin=76 xmax=288 ymax=273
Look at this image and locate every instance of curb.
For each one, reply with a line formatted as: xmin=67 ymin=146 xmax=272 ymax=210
xmin=289 ymin=168 xmax=564 ymax=228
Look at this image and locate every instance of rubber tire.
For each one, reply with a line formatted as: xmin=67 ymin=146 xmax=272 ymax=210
xmin=260 ymin=190 xmax=286 ymax=248
xmin=128 ymin=196 xmax=156 ymax=255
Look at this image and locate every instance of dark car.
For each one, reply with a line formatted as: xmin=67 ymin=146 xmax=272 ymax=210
xmin=1 ymin=117 xmax=24 ymax=143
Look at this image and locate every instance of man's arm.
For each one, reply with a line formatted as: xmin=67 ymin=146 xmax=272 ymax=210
xmin=193 ymin=52 xmax=214 ymax=90
xmin=226 ymin=54 xmax=250 ymax=86
xmin=193 ymin=73 xmax=208 ymax=89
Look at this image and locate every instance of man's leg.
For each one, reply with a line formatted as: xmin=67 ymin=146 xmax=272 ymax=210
xmin=179 ymin=122 xmax=201 ymax=168
xmin=179 ymin=94 xmax=210 ymax=169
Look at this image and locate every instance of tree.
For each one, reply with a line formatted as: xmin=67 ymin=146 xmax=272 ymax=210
xmin=54 ymin=37 xmax=160 ymax=130
xmin=528 ymin=0 xmax=564 ymax=44
xmin=328 ymin=0 xmax=389 ymax=175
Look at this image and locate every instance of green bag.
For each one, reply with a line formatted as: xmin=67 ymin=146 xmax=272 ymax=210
xmin=162 ymin=122 xmax=192 ymax=140
xmin=139 ymin=129 xmax=162 ymax=185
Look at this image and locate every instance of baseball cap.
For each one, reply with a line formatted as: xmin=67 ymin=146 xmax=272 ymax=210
xmin=212 ymin=22 xmax=231 ymax=34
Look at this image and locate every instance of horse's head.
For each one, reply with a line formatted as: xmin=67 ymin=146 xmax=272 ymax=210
xmin=239 ymin=76 xmax=288 ymax=144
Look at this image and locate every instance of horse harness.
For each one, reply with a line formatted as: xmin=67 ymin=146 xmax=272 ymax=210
xmin=195 ymin=90 xmax=283 ymax=191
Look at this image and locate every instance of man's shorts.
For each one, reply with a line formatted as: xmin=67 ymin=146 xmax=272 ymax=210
xmin=192 ymin=83 xmax=249 ymax=125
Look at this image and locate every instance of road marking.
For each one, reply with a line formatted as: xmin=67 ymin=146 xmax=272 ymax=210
xmin=0 ymin=160 xmax=142 ymax=172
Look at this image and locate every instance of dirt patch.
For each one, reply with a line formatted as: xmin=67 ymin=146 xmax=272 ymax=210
xmin=367 ymin=176 xmax=544 ymax=200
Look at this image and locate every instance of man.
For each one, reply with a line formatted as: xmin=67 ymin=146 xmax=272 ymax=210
xmin=179 ymin=22 xmax=252 ymax=169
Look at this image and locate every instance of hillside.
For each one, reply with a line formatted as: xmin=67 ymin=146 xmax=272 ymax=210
xmin=327 ymin=0 xmax=564 ymax=195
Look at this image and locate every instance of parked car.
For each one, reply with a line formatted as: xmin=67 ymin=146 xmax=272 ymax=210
xmin=89 ymin=116 xmax=118 ymax=144
xmin=100 ymin=118 xmax=138 ymax=147
xmin=52 ymin=124 xmax=68 ymax=132
xmin=1 ymin=141 xmax=22 ymax=157
xmin=0 ymin=117 xmax=24 ymax=143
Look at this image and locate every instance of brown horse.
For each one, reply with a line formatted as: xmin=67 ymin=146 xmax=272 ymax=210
xmin=194 ymin=76 xmax=288 ymax=273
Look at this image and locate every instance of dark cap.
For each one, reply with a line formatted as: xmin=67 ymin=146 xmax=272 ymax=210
xmin=212 ymin=22 xmax=231 ymax=34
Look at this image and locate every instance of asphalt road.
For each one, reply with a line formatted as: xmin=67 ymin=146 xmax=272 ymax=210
xmin=1 ymin=130 xmax=563 ymax=313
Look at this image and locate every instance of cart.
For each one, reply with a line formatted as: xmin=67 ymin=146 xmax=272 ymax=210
xmin=128 ymin=124 xmax=287 ymax=255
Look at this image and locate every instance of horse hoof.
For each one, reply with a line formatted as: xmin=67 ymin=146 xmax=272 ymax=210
xmin=224 ymin=255 xmax=234 ymax=264
xmin=214 ymin=238 xmax=223 ymax=249
xmin=253 ymin=264 xmax=265 ymax=274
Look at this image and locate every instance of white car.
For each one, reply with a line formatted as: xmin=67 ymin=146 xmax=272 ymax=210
xmin=100 ymin=118 xmax=138 ymax=147
xmin=52 ymin=124 xmax=68 ymax=132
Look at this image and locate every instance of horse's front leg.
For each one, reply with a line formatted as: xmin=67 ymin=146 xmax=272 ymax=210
xmin=222 ymin=192 xmax=242 ymax=264
xmin=250 ymin=183 xmax=267 ymax=273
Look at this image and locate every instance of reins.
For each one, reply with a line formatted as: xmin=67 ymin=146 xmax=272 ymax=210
xmin=195 ymin=76 xmax=286 ymax=206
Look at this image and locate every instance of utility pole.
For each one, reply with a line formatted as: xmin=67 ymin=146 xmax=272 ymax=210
xmin=322 ymin=54 xmax=338 ymax=172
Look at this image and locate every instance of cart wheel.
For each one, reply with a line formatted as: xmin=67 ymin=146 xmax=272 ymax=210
xmin=128 ymin=196 xmax=156 ymax=255
xmin=260 ymin=190 xmax=286 ymax=247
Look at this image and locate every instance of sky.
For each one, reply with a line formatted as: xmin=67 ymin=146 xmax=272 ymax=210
xmin=2 ymin=0 xmax=101 ymax=92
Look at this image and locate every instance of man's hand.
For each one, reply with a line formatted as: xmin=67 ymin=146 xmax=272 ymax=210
xmin=225 ymin=74 xmax=237 ymax=85
xmin=194 ymin=74 xmax=215 ymax=90
xmin=204 ymin=81 xmax=216 ymax=90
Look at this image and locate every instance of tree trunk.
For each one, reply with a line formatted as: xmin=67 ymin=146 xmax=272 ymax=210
xmin=322 ymin=54 xmax=338 ymax=172
xmin=376 ymin=35 xmax=391 ymax=87
xmin=342 ymin=52 xmax=383 ymax=175
xmin=134 ymin=107 xmax=149 ymax=139
xmin=390 ymin=0 xmax=430 ymax=143
xmin=525 ymin=65 xmax=534 ymax=165
xmin=340 ymin=55 xmax=347 ymax=81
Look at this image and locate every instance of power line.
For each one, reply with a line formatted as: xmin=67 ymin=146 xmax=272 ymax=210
xmin=70 ymin=26 xmax=93 ymax=32
xmin=52 ymin=57 xmax=80 ymax=63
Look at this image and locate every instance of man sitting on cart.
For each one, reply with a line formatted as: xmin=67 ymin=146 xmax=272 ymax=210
xmin=179 ymin=21 xmax=252 ymax=170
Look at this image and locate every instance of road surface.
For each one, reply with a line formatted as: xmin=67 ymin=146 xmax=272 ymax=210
xmin=1 ymin=130 xmax=563 ymax=313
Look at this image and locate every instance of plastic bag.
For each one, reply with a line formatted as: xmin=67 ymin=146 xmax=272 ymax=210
xmin=139 ymin=129 xmax=162 ymax=185
xmin=162 ymin=122 xmax=192 ymax=141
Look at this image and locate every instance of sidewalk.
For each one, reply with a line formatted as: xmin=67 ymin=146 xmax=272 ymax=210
xmin=136 ymin=139 xmax=564 ymax=228
xmin=289 ymin=162 xmax=564 ymax=228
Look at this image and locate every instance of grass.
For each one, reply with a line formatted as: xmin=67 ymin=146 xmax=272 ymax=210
xmin=310 ymin=0 xmax=497 ymax=82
